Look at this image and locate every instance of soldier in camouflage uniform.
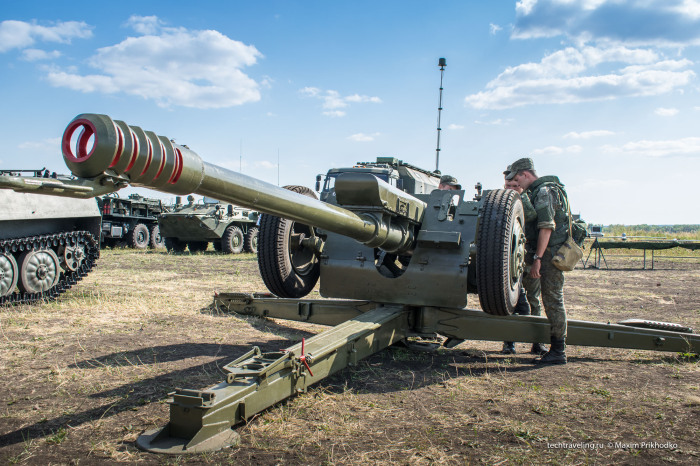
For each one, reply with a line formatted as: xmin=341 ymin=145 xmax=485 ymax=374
xmin=505 ymin=158 xmax=570 ymax=365
xmin=501 ymin=175 xmax=547 ymax=355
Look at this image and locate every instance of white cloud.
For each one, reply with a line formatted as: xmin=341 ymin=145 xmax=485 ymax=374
xmin=46 ymin=21 xmax=262 ymax=109
xmin=348 ymin=132 xmax=380 ymax=142
xmin=255 ymin=160 xmax=277 ymax=169
xmin=474 ymin=118 xmax=513 ymax=125
xmin=531 ymin=145 xmax=583 ymax=155
xmin=0 ymin=20 xmax=92 ymax=53
xmin=447 ymin=124 xmax=465 ymax=130
xmin=513 ymin=0 xmax=700 ymax=47
xmin=654 ymin=107 xmax=679 ymax=116
xmin=21 ymin=48 xmax=61 ymax=61
xmin=125 ymin=15 xmax=163 ymax=35
xmin=489 ymin=23 xmax=502 ymax=35
xmin=300 ymin=87 xmax=381 ymax=117
xmin=323 ymin=110 xmax=346 ymax=118
xmin=18 ymin=137 xmax=61 ymax=151
xmin=563 ymin=130 xmax=615 ymax=139
xmin=465 ymin=45 xmax=694 ymax=109
xmin=602 ymin=137 xmax=700 ymax=157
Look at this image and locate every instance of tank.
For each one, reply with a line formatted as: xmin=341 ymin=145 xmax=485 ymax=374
xmin=98 ymin=193 xmax=168 ymax=249
xmin=0 ymin=169 xmax=101 ymax=305
xmin=158 ymin=196 xmax=259 ymax=253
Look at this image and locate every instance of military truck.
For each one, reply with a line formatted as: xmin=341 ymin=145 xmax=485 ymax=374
xmin=98 ymin=193 xmax=168 ymax=249
xmin=315 ymin=156 xmax=440 ymax=201
xmin=0 ymin=169 xmax=101 ymax=304
xmin=158 ymin=196 xmax=259 ymax=254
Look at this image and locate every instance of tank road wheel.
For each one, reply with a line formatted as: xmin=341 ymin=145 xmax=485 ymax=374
xmin=149 ymin=225 xmax=165 ymax=249
xmin=476 ymin=189 xmax=526 ymax=316
xmin=244 ymin=226 xmax=259 ymax=254
xmin=188 ymin=241 xmax=208 ymax=253
xmin=128 ymin=223 xmax=150 ymax=250
xmin=164 ymin=237 xmax=186 ymax=253
xmin=0 ymin=253 xmax=19 ymax=298
xmin=222 ymin=225 xmax=245 ymax=254
xmin=258 ymin=185 xmax=320 ymax=298
xmin=18 ymin=249 xmax=61 ymax=294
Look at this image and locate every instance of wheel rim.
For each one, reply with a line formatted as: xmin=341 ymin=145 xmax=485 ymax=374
xmin=251 ymin=234 xmax=258 ymax=251
xmin=20 ymin=249 xmax=60 ymax=293
xmin=232 ymin=233 xmax=242 ymax=248
xmin=137 ymin=230 xmax=147 ymax=244
xmin=509 ymin=220 xmax=526 ymax=292
xmin=0 ymin=253 xmax=18 ymax=297
xmin=60 ymin=243 xmax=86 ymax=272
xmin=289 ymin=223 xmax=317 ymax=275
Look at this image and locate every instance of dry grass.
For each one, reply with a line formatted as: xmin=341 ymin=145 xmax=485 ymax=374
xmin=0 ymin=249 xmax=698 ymax=464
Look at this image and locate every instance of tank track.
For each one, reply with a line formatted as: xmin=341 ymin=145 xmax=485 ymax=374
xmin=0 ymin=231 xmax=99 ymax=305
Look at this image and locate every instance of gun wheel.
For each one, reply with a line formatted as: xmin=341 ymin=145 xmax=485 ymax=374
xmin=258 ymin=185 xmax=320 ymax=298
xmin=476 ymin=189 xmax=525 ymax=316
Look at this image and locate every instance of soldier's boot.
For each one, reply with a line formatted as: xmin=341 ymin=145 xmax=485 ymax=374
xmin=513 ymin=287 xmax=530 ymax=316
xmin=501 ymin=342 xmax=516 ymax=354
xmin=533 ymin=337 xmax=567 ymax=365
xmin=530 ymin=342 xmax=547 ymax=355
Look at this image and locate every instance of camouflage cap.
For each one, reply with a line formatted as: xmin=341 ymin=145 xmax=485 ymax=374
xmin=439 ymin=174 xmax=461 ymax=189
xmin=504 ymin=157 xmax=534 ymax=180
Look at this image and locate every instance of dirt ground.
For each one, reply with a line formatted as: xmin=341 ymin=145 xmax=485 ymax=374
xmin=0 ymin=248 xmax=698 ymax=465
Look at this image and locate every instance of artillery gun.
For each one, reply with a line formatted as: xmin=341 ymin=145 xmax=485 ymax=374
xmin=2 ymin=114 xmax=697 ymax=454
xmin=158 ymin=195 xmax=259 ymax=253
xmin=0 ymin=169 xmax=101 ymax=305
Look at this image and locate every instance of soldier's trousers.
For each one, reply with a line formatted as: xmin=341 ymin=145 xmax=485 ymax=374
xmin=523 ymin=249 xmax=567 ymax=340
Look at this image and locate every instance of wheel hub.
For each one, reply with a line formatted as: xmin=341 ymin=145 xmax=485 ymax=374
xmin=509 ymin=222 xmax=526 ymax=290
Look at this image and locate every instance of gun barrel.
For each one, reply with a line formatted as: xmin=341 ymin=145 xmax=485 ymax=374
xmin=62 ymin=114 xmax=416 ymax=252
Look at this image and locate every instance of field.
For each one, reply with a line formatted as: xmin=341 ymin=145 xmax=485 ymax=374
xmin=1 ymin=247 xmax=698 ymax=465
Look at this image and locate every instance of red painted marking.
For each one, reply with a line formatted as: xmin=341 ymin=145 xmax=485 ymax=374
xmin=62 ymin=119 xmax=96 ymax=162
xmin=139 ymin=138 xmax=153 ymax=176
xmin=169 ymin=147 xmax=184 ymax=184
xmin=109 ymin=126 xmax=124 ymax=168
xmin=153 ymin=139 xmax=166 ymax=180
xmin=125 ymin=130 xmax=139 ymax=172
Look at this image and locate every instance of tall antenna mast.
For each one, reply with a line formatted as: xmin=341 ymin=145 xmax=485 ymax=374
xmin=435 ymin=57 xmax=446 ymax=173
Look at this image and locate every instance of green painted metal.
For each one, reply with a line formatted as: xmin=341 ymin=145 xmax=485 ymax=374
xmin=136 ymin=305 xmax=409 ymax=453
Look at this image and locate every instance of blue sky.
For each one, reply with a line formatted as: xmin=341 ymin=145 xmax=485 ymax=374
xmin=1 ymin=0 xmax=699 ymax=225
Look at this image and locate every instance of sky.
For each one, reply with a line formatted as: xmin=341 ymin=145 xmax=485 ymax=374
xmin=1 ymin=0 xmax=699 ymax=225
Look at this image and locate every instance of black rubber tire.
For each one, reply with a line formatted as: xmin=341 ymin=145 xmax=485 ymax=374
xmin=476 ymin=189 xmax=526 ymax=316
xmin=258 ymin=185 xmax=320 ymax=298
xmin=149 ymin=225 xmax=165 ymax=249
xmin=244 ymin=227 xmax=259 ymax=254
xmin=164 ymin=237 xmax=186 ymax=253
xmin=222 ymin=225 xmax=245 ymax=254
xmin=188 ymin=241 xmax=208 ymax=253
xmin=128 ymin=223 xmax=150 ymax=250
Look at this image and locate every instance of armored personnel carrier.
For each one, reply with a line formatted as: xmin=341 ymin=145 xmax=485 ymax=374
xmin=98 ymin=193 xmax=167 ymax=249
xmin=0 ymin=169 xmax=101 ymax=304
xmin=158 ymin=196 xmax=259 ymax=253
